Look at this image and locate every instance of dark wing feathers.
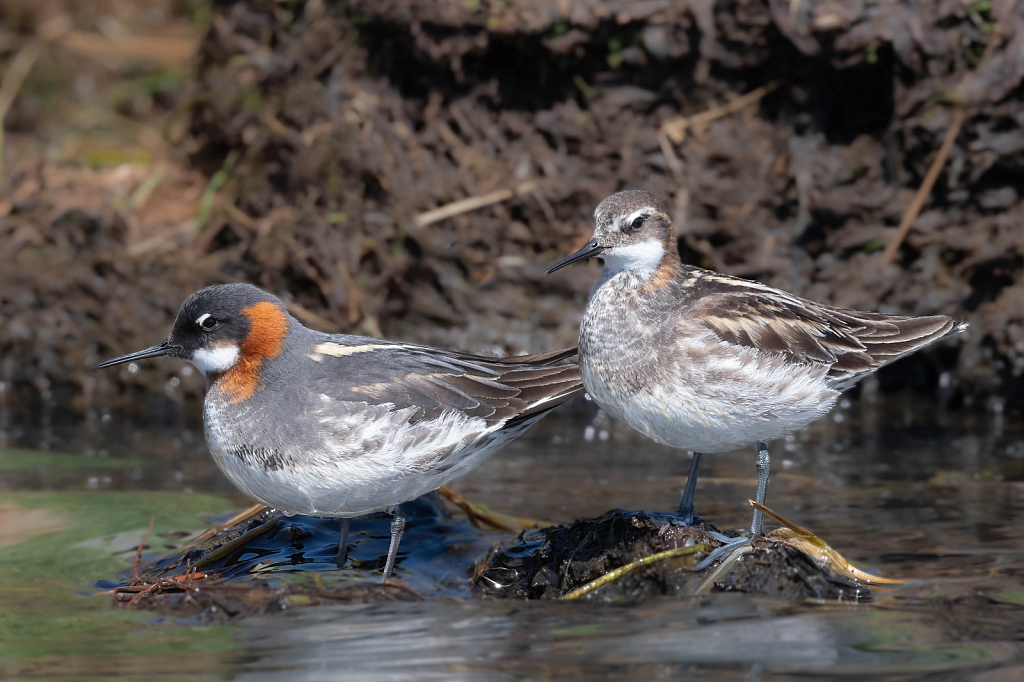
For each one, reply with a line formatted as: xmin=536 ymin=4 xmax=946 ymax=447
xmin=487 ymin=347 xmax=579 ymax=365
xmin=491 ymin=362 xmax=585 ymax=426
xmin=310 ymin=342 xmax=582 ymax=426
xmin=687 ymin=275 xmax=964 ymax=390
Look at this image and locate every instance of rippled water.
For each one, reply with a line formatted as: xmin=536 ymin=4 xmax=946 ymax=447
xmin=2 ymin=393 xmax=1023 ymax=679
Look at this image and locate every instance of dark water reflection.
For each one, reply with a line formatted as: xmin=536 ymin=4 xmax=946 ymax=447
xmin=3 ymin=392 xmax=1024 ymax=679
xmin=235 ymin=598 xmax=1024 ymax=680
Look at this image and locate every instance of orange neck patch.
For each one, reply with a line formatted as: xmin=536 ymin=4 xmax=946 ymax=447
xmin=645 ymin=253 xmax=679 ymax=291
xmin=215 ymin=301 xmax=288 ymax=403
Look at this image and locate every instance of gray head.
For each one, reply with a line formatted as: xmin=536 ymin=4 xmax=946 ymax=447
xmin=95 ymin=283 xmax=292 ymax=377
xmin=548 ymin=190 xmax=675 ymax=276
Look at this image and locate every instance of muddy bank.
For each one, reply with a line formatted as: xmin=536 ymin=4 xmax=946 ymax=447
xmin=3 ymin=0 xmax=1024 ymax=409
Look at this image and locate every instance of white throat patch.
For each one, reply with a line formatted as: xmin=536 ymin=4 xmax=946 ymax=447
xmin=601 ymin=239 xmax=665 ymax=277
xmin=191 ymin=345 xmax=241 ymax=375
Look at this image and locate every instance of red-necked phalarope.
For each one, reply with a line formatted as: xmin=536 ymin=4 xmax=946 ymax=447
xmin=548 ymin=190 xmax=966 ymax=568
xmin=97 ymin=283 xmax=583 ymax=580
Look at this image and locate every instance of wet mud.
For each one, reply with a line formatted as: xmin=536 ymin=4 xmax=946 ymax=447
xmin=111 ymin=498 xmax=878 ymax=619
xmin=4 ymin=0 xmax=1024 ymax=412
xmin=475 ymin=510 xmax=872 ymax=602
xmin=105 ymin=493 xmax=491 ymax=620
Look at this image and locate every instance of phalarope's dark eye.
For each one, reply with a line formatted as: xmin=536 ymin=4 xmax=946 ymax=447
xmin=630 ymin=216 xmax=645 ymax=231
xmin=197 ymin=314 xmax=218 ymax=331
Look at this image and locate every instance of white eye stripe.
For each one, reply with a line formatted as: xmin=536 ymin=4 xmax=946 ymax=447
xmin=625 ymin=208 xmax=648 ymax=226
xmin=611 ymin=209 xmax=648 ymax=230
xmin=611 ymin=207 xmax=666 ymax=229
xmin=196 ymin=313 xmax=212 ymax=326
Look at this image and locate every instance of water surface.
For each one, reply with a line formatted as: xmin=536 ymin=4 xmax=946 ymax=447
xmin=2 ymin=393 xmax=1022 ymax=679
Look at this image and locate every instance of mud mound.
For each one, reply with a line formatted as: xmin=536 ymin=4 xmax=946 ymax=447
xmin=104 ymin=493 xmax=498 ymax=620
xmin=473 ymin=510 xmax=871 ymax=601
xmin=107 ymin=501 xmax=875 ymax=616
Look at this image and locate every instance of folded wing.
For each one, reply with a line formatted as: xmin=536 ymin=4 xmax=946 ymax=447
xmin=306 ymin=341 xmax=583 ymax=426
xmin=688 ymin=286 xmax=965 ymax=390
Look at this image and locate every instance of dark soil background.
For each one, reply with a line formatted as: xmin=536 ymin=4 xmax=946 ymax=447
xmin=2 ymin=0 xmax=1023 ymax=413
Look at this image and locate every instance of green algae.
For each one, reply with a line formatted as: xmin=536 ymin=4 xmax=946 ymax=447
xmin=0 ymin=449 xmax=148 ymax=471
xmin=0 ymin=491 xmax=239 ymax=680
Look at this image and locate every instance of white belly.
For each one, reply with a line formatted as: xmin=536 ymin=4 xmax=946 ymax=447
xmin=203 ymin=396 xmax=535 ymax=517
xmin=581 ymin=333 xmax=840 ymax=453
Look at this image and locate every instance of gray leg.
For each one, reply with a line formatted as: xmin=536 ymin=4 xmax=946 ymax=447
xmin=749 ymin=442 xmax=771 ymax=536
xmin=676 ymin=451 xmax=703 ymax=524
xmin=381 ymin=506 xmax=405 ymax=581
xmin=692 ymin=440 xmax=771 ymax=572
xmin=336 ymin=517 xmax=350 ymax=567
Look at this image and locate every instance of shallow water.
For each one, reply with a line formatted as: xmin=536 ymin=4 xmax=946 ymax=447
xmin=2 ymin=393 xmax=1023 ymax=680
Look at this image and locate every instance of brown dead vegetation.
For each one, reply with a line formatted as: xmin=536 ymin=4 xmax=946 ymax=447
xmin=3 ymin=0 xmax=1024 ymax=411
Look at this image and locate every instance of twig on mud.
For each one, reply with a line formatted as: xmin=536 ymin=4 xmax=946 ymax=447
xmin=879 ymin=0 xmax=1018 ymax=268
xmin=558 ymin=544 xmax=706 ymax=600
xmin=189 ymin=504 xmax=269 ymax=547
xmin=660 ymin=82 xmax=779 ymax=144
xmin=878 ymin=110 xmax=965 ymax=269
xmin=437 ymin=486 xmax=548 ymax=532
xmin=693 ymin=545 xmax=755 ymax=595
xmin=657 ymin=131 xmax=685 ymax=182
xmin=222 ymin=202 xmax=259 ymax=231
xmin=379 ymin=577 xmax=425 ymax=600
xmin=127 ymin=581 xmax=160 ymax=606
xmin=58 ymin=31 xmax=197 ymax=66
xmin=121 ymin=575 xmax=202 ymax=606
xmin=0 ymin=17 xmax=71 ymax=168
xmin=977 ymin=0 xmax=1017 ymax=64
xmin=0 ymin=42 xmax=41 ymax=126
xmin=189 ymin=516 xmax=280 ymax=570
xmin=748 ymin=499 xmax=815 ymax=536
xmin=414 ymin=179 xmax=542 ymax=228
xmin=749 ymin=500 xmax=905 ymax=586
xmin=133 ymin=515 xmax=156 ymax=581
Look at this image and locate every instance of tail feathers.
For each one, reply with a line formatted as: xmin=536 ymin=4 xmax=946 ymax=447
xmin=827 ymin=313 xmax=966 ymax=390
xmin=481 ymin=345 xmax=584 ymax=422
xmin=426 ymin=346 xmax=582 ymax=426
xmin=501 ymin=363 xmax=585 ymax=427
xmin=854 ymin=314 xmax=962 ymax=361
